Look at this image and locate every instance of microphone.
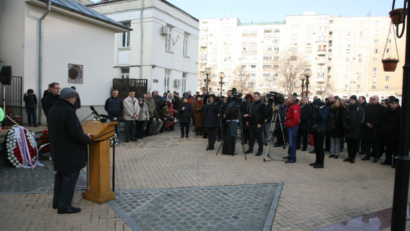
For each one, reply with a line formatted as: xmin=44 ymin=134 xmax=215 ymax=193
xmin=90 ymin=106 xmax=100 ymax=116
xmin=100 ymin=114 xmax=125 ymax=122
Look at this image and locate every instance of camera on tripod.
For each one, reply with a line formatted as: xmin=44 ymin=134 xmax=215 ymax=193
xmin=266 ymin=91 xmax=285 ymax=106
xmin=231 ymin=88 xmax=243 ymax=106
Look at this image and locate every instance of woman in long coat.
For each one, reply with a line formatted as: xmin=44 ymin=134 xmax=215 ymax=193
xmin=193 ymin=95 xmax=204 ymax=135
xmin=328 ymin=98 xmax=346 ymax=159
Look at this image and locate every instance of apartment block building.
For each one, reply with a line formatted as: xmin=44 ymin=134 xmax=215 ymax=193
xmin=199 ymin=12 xmax=405 ymax=100
xmin=90 ymin=0 xmax=199 ymax=94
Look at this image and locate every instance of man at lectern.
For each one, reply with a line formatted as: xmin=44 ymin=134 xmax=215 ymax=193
xmin=48 ymin=87 xmax=91 ymax=214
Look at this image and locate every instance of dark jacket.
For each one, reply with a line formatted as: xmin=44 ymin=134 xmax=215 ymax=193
xmin=309 ymin=100 xmax=329 ymax=133
xmin=178 ymin=102 xmax=193 ymax=124
xmin=275 ymin=105 xmax=287 ymax=129
xmin=249 ymin=100 xmax=267 ymax=125
xmin=48 ymin=99 xmax=91 ymax=172
xmin=240 ymin=101 xmax=251 ymax=127
xmin=299 ymin=103 xmax=312 ymax=130
xmin=203 ymin=102 xmax=219 ymax=128
xmin=41 ymin=93 xmax=59 ymax=117
xmin=343 ymin=104 xmax=365 ymax=139
xmin=24 ymin=94 xmax=37 ymax=109
xmin=364 ymin=103 xmax=385 ymax=141
xmin=105 ymin=96 xmax=123 ymax=116
xmin=172 ymin=97 xmax=181 ymax=112
xmin=328 ymin=106 xmax=345 ymax=137
xmin=382 ymin=106 xmax=401 ymax=141
xmin=265 ymin=103 xmax=273 ymax=123
xmin=153 ymin=95 xmax=164 ymax=111
xmin=74 ymin=96 xmax=81 ymax=110
xmin=225 ymin=101 xmax=239 ymax=121
xmin=360 ymin=101 xmax=368 ymax=129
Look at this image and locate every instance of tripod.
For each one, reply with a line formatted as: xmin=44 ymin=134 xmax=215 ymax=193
xmin=216 ymin=105 xmax=246 ymax=159
xmin=263 ymin=105 xmax=288 ymax=162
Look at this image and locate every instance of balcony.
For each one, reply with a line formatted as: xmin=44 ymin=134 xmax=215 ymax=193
xmin=200 ymin=43 xmax=208 ymax=48
xmin=317 ymin=77 xmax=325 ymax=83
xmin=318 ymin=50 xmax=326 ymax=56
xmin=317 ymin=60 xmax=325 ymax=65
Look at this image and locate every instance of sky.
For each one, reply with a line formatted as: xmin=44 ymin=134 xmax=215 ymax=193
xmin=90 ymin=0 xmax=403 ymax=22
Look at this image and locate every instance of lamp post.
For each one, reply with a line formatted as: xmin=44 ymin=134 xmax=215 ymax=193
xmin=218 ymin=72 xmax=225 ymax=96
xmin=390 ymin=1 xmax=410 ymax=230
xmin=304 ymin=69 xmax=312 ymax=99
xmin=204 ymin=68 xmax=211 ymax=92
xmin=300 ymin=74 xmax=306 ymax=97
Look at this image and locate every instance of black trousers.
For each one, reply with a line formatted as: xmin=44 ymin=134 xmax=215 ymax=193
xmin=276 ymin=127 xmax=288 ymax=146
xmin=53 ymin=170 xmax=80 ymax=210
xmin=296 ymin=128 xmax=308 ymax=149
xmin=146 ymin=117 xmax=153 ymax=135
xmin=340 ymin=137 xmax=345 ymax=150
xmin=207 ymin=127 xmax=217 ymax=145
xmin=360 ymin=128 xmax=366 ymax=152
xmin=346 ymin=138 xmax=360 ymax=160
xmin=325 ymin=135 xmax=330 ymax=150
xmin=384 ymin=140 xmax=399 ymax=164
xmin=180 ymin=122 xmax=190 ymax=136
xmin=217 ymin=126 xmax=222 ymax=139
xmin=313 ymin=132 xmax=325 ymax=164
xmin=124 ymin=120 xmax=136 ymax=141
xmin=365 ymin=140 xmax=381 ymax=159
xmin=135 ymin=120 xmax=145 ymax=139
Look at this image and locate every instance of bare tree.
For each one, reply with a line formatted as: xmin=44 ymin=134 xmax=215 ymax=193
xmin=264 ymin=50 xmax=308 ymax=96
xmin=230 ymin=65 xmax=254 ymax=94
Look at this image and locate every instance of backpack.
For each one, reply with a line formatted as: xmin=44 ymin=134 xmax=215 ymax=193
xmin=222 ymin=136 xmax=236 ymax=155
xmin=326 ymin=111 xmax=336 ymax=131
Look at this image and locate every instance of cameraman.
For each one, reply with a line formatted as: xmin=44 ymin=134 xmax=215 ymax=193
xmin=308 ymin=99 xmax=329 ymax=169
xmin=245 ymin=92 xmax=267 ymax=156
xmin=284 ymin=95 xmax=301 ymax=163
xmin=263 ymin=97 xmax=273 ymax=146
xmin=224 ymin=92 xmax=240 ymax=147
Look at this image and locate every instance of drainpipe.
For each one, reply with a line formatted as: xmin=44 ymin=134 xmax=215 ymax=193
xmin=38 ymin=0 xmax=51 ymax=125
xmin=139 ymin=0 xmax=144 ymax=79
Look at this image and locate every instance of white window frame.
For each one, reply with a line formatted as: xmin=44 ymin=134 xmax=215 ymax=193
xmin=164 ymin=69 xmax=170 ymax=92
xmin=120 ymin=67 xmax=129 ymax=79
xmin=183 ymin=33 xmax=189 ymax=56
xmin=182 ymin=73 xmax=187 ymax=93
xmin=165 ymin=25 xmax=173 ymax=51
xmin=121 ymin=22 xmax=131 ymax=47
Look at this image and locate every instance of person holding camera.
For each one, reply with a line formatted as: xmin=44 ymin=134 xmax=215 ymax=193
xmin=284 ymin=95 xmax=301 ymax=163
xmin=203 ymin=94 xmax=219 ymax=150
xmin=308 ymin=99 xmax=329 ymax=168
xmin=24 ymin=89 xmax=38 ymax=127
xmin=224 ymin=92 xmax=240 ymax=147
xmin=245 ymin=92 xmax=267 ymax=156
xmin=263 ymin=97 xmax=273 ymax=146
xmin=343 ymin=95 xmax=365 ymax=163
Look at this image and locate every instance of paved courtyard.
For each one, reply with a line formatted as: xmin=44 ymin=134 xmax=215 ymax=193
xmin=0 ymin=128 xmax=409 ymax=231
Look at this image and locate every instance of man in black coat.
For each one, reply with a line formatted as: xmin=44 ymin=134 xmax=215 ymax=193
xmin=172 ymin=92 xmax=181 ymax=114
xmin=362 ymin=95 xmax=385 ymax=163
xmin=381 ymin=98 xmax=400 ymax=167
xmin=343 ymin=95 xmax=365 ymax=163
xmin=41 ymin=82 xmax=60 ymax=118
xmin=153 ymin=90 xmax=164 ymax=111
xmin=358 ymin=96 xmax=368 ymax=155
xmin=297 ymin=97 xmax=312 ymax=151
xmin=48 ymin=88 xmax=91 ymax=214
xmin=203 ymin=95 xmax=219 ymax=150
xmin=179 ymin=97 xmax=194 ymax=138
xmin=245 ymin=92 xmax=267 ymax=156
xmin=24 ymin=89 xmax=38 ymax=127
xmin=105 ymin=89 xmax=123 ymax=140
xmin=324 ymin=95 xmax=335 ymax=152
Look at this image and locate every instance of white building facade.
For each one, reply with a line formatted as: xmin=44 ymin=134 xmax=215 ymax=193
xmin=89 ymin=0 xmax=199 ymax=95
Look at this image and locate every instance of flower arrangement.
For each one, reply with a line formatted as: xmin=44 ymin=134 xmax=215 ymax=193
xmin=4 ymin=125 xmax=41 ymax=168
xmin=39 ymin=130 xmax=50 ymax=153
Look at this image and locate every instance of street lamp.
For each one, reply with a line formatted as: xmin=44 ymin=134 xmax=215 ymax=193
xmin=218 ymin=72 xmax=225 ymax=96
xmin=390 ymin=1 xmax=410 ymax=230
xmin=304 ymin=69 xmax=312 ymax=99
xmin=205 ymin=67 xmax=211 ymax=92
xmin=300 ymin=74 xmax=306 ymax=96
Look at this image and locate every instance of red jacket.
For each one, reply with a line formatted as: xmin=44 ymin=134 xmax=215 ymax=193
xmin=285 ymin=102 xmax=301 ymax=128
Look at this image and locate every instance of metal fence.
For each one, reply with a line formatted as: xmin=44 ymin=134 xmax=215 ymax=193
xmin=112 ymin=78 xmax=148 ymax=100
xmin=1 ymin=76 xmax=23 ymax=125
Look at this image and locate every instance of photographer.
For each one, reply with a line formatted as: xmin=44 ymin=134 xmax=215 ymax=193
xmin=203 ymin=94 xmax=219 ymax=150
xmin=308 ymin=99 xmax=329 ymax=168
xmin=245 ymin=92 xmax=267 ymax=156
xmin=284 ymin=95 xmax=301 ymax=163
xmin=343 ymin=95 xmax=365 ymax=163
xmin=263 ymin=97 xmax=273 ymax=146
xmin=240 ymin=94 xmax=253 ymax=145
xmin=224 ymin=92 xmax=240 ymax=147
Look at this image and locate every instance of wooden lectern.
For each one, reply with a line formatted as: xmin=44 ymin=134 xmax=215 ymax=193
xmin=82 ymin=121 xmax=117 ymax=204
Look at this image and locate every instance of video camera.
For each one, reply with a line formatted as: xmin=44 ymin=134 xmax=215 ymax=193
xmin=266 ymin=91 xmax=285 ymax=106
xmin=231 ymin=88 xmax=243 ymax=106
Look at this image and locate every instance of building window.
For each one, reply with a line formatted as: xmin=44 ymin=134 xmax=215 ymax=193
xmin=373 ymin=67 xmax=377 ymax=72
xmin=305 ymin=47 xmax=312 ymax=52
xmin=274 ymin=47 xmax=280 ymax=52
xmin=330 ymin=20 xmax=334 ymax=24
xmin=273 ymin=65 xmax=279 ymax=69
xmin=344 ymin=85 xmax=348 ymax=90
xmin=290 ymin=47 xmax=298 ymax=52
xmin=357 ymin=76 xmax=362 ymax=81
xmin=359 ymin=31 xmax=364 ymax=36
xmin=120 ymin=67 xmax=129 ymax=79
xmin=290 ymin=56 xmax=297 ymax=61
xmin=346 ymin=49 xmax=351 ymax=54
xmin=372 ymin=85 xmax=376 ymax=90
xmin=358 ymin=58 xmax=363 ymax=63
xmin=182 ymin=73 xmax=187 ymax=93
xmin=263 ymin=65 xmax=272 ymax=69
xmin=374 ymin=49 xmax=378 ymax=54
xmin=385 ymin=85 xmax=389 ymax=90
xmin=274 ymin=56 xmax=279 ymax=61
xmin=121 ymin=22 xmax=131 ymax=47
xmin=346 ymin=58 xmax=350 ymax=63
xmin=386 ymin=76 xmax=390 ymax=81
xmin=387 ymin=48 xmax=392 ymax=54
xmin=263 ymin=73 xmax=270 ymax=77
xmin=373 ymin=58 xmax=378 ymax=63
xmin=374 ymin=39 xmax=379 ymax=45
xmin=165 ymin=25 xmax=172 ymax=51
xmin=164 ymin=69 xmax=170 ymax=92
xmin=357 ymin=85 xmax=361 ymax=90
xmin=251 ymin=65 xmax=256 ymax=69
xmin=183 ymin=33 xmax=189 ymax=56
xmin=241 ymin=65 xmax=246 ymax=69
xmin=347 ymin=31 xmax=351 ymax=36
xmin=373 ymin=76 xmax=377 ymax=82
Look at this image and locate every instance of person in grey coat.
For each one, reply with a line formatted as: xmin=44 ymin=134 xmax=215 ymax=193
xmin=135 ymin=98 xmax=149 ymax=139
xmin=123 ymin=90 xmax=140 ymax=143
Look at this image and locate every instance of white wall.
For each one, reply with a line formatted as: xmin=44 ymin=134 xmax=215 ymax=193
xmin=22 ymin=4 xmax=117 ymax=123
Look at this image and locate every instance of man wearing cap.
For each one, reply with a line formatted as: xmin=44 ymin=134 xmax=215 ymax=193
xmin=123 ymin=90 xmax=140 ymax=143
xmin=41 ymin=82 xmax=60 ymax=119
xmin=48 ymin=88 xmax=91 ymax=214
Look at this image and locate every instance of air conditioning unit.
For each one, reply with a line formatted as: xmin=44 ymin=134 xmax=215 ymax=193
xmin=174 ymin=79 xmax=181 ymax=87
xmin=161 ymin=26 xmax=169 ymax=35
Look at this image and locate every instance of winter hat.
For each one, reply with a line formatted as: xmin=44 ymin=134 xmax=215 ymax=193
xmin=313 ymin=99 xmax=322 ymax=106
xmin=60 ymin=87 xmax=79 ymax=99
xmin=349 ymin=95 xmax=358 ymax=102
xmin=166 ymin=101 xmax=172 ymax=107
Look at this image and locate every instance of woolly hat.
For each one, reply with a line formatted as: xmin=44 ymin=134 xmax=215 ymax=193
xmin=60 ymin=87 xmax=78 ymax=99
xmin=313 ymin=98 xmax=322 ymax=106
xmin=349 ymin=95 xmax=358 ymax=102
